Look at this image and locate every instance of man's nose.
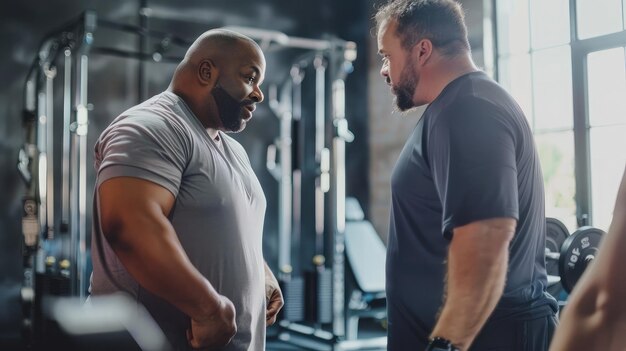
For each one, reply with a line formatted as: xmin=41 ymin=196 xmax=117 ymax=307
xmin=380 ymin=66 xmax=388 ymax=79
xmin=250 ymin=88 xmax=264 ymax=103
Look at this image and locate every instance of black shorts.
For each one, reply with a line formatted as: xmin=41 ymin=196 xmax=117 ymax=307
xmin=470 ymin=314 xmax=558 ymax=351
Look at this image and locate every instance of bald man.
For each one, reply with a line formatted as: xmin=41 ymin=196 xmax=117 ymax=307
xmin=89 ymin=29 xmax=283 ymax=351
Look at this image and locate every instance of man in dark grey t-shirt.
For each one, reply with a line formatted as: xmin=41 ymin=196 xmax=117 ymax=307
xmin=90 ymin=30 xmax=283 ymax=351
xmin=375 ymin=1 xmax=557 ymax=350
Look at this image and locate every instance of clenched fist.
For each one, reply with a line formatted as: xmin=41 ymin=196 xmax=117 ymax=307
xmin=187 ymin=295 xmax=237 ymax=349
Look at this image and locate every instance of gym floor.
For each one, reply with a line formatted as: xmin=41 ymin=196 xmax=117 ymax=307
xmin=266 ymin=320 xmax=388 ymax=350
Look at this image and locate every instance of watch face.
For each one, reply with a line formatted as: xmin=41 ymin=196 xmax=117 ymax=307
xmin=428 ymin=337 xmax=453 ymax=351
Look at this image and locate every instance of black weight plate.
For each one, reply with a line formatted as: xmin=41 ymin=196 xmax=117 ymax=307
xmin=546 ymin=217 xmax=569 ymax=275
xmin=559 ymin=227 xmax=605 ymax=293
xmin=545 ymin=217 xmax=569 ymax=298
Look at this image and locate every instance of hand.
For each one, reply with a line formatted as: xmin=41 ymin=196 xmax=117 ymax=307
xmin=187 ymin=295 xmax=237 ymax=349
xmin=265 ymin=266 xmax=284 ymax=326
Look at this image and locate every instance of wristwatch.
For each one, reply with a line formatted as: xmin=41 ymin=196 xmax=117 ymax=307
xmin=425 ymin=336 xmax=460 ymax=351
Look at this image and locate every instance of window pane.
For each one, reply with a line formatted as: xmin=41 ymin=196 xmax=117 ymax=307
xmin=535 ymin=131 xmax=577 ymax=231
xmin=532 ymin=46 xmax=573 ymax=130
xmin=577 ymin=0 xmax=623 ymax=39
xmin=590 ymin=126 xmax=626 ymax=231
xmin=530 ymin=0 xmax=570 ymax=49
xmin=496 ymin=0 xmax=530 ymax=55
xmin=498 ymin=54 xmax=533 ymax=125
xmin=587 ymin=47 xmax=626 ymax=127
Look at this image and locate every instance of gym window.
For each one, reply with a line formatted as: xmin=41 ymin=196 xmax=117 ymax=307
xmin=495 ymin=0 xmax=626 ymax=232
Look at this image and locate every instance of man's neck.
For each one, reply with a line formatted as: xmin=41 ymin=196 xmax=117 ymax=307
xmin=425 ymin=54 xmax=479 ymax=102
xmin=168 ymin=87 xmax=222 ymax=134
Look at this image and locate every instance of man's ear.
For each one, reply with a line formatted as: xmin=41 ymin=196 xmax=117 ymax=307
xmin=413 ymin=39 xmax=433 ymax=67
xmin=198 ymin=59 xmax=218 ymax=85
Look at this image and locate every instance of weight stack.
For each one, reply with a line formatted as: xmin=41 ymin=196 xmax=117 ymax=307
xmin=304 ymin=268 xmax=332 ymax=324
xmin=33 ymin=271 xmax=72 ymax=344
xmin=279 ymin=276 xmax=305 ymax=322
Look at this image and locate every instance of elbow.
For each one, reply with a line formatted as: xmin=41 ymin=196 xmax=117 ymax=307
xmin=565 ymin=278 xmax=625 ymax=326
xmin=100 ymin=218 xmax=134 ymax=251
xmin=595 ymin=286 xmax=626 ymax=324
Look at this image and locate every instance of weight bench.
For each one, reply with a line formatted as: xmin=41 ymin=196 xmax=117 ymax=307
xmin=344 ymin=219 xmax=387 ymax=340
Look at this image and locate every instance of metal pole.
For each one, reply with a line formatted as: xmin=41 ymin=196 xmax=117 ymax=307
xmin=330 ymin=42 xmax=356 ymax=339
xmin=37 ymin=90 xmax=48 ymax=250
xmin=314 ymin=55 xmax=328 ymax=254
xmin=291 ymin=66 xmax=304 ymax=275
xmin=44 ymin=63 xmax=56 ymax=241
xmin=331 ymin=77 xmax=346 ymax=338
xmin=62 ymin=50 xmax=72 ymax=224
xmin=279 ymin=77 xmax=293 ymax=276
xmin=75 ymin=53 xmax=89 ymax=300
xmin=62 ymin=49 xmax=75 ymax=293
xmin=70 ymin=12 xmax=96 ymax=298
xmin=138 ymin=0 xmax=149 ymax=103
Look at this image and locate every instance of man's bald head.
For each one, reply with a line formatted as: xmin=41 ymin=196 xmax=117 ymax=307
xmin=169 ymin=29 xmax=265 ymax=133
xmin=183 ymin=29 xmax=262 ymax=66
xmin=171 ymin=29 xmax=264 ymax=90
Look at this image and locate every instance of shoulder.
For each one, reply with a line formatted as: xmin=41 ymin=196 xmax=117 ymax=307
xmin=435 ymin=95 xmax=507 ymax=129
xmin=425 ymin=94 xmax=517 ymax=152
xmin=96 ymin=98 xmax=194 ymax=159
xmin=104 ymin=96 xmax=192 ymax=142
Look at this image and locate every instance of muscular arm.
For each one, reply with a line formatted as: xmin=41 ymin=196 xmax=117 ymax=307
xmin=550 ymin=169 xmax=626 ymax=351
xmin=98 ymin=176 xmax=221 ymax=320
xmin=430 ymin=218 xmax=516 ymax=351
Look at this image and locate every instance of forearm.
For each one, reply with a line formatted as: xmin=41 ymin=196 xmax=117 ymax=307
xmin=431 ymin=248 xmax=508 ymax=349
xmin=430 ymin=220 xmax=514 ymax=350
xmin=107 ymin=216 xmax=221 ymax=320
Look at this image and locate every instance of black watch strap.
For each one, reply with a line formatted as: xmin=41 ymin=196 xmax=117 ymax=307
xmin=425 ymin=336 xmax=461 ymax=351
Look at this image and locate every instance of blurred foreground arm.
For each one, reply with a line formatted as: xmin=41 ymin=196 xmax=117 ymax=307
xmin=550 ymin=167 xmax=626 ymax=351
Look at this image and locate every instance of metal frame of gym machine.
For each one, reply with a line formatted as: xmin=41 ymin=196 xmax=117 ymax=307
xmin=18 ymin=13 xmax=97 ymax=343
xmin=256 ymin=29 xmax=387 ymax=351
xmin=18 ymin=8 xmax=384 ymax=350
xmin=17 ymin=9 xmax=208 ymax=348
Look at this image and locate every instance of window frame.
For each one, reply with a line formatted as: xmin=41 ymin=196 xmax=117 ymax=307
xmin=494 ymin=0 xmax=626 ymax=227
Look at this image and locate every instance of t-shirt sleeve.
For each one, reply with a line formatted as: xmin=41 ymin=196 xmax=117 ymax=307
xmin=428 ymin=97 xmax=519 ymax=239
xmin=95 ymin=114 xmax=188 ymax=197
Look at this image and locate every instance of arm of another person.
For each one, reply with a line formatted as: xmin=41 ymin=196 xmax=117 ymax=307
xmin=264 ymin=262 xmax=284 ymax=326
xmin=429 ymin=218 xmax=516 ymax=350
xmin=98 ymin=176 xmax=236 ymax=349
xmin=549 ymin=168 xmax=626 ymax=351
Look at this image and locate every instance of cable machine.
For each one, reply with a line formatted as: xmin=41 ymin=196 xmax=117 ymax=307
xmin=260 ymin=29 xmax=386 ymax=350
xmin=17 ymin=8 xmax=382 ymax=350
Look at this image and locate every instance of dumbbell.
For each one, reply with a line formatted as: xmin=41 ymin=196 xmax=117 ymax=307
xmin=545 ymin=217 xmax=605 ymax=294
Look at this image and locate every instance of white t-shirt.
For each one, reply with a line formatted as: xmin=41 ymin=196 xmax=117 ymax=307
xmin=90 ymin=91 xmax=267 ymax=351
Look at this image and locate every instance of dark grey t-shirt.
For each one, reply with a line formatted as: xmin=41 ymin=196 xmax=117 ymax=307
xmin=90 ymin=91 xmax=267 ymax=351
xmin=386 ymin=71 xmax=557 ymax=349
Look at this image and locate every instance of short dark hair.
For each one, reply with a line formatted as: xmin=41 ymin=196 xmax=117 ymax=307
xmin=375 ymin=0 xmax=470 ymax=57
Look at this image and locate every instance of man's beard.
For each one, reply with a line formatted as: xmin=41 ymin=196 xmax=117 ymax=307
xmin=211 ymin=84 xmax=249 ymax=132
xmin=392 ymin=61 xmax=418 ymax=112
